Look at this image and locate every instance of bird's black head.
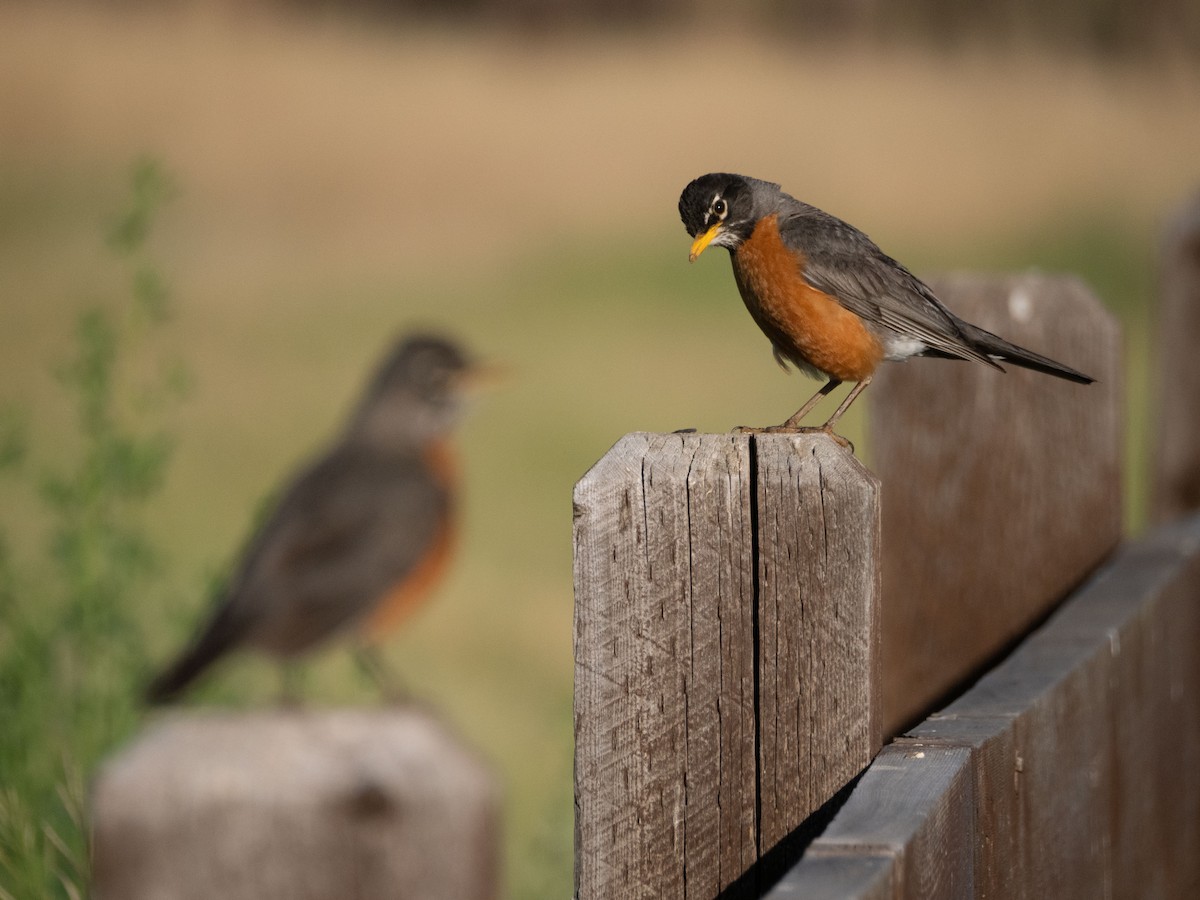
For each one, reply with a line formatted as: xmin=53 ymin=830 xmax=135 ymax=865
xmin=678 ymin=173 xmax=778 ymax=260
xmin=372 ymin=334 xmax=470 ymax=401
xmin=352 ymin=333 xmax=477 ymax=447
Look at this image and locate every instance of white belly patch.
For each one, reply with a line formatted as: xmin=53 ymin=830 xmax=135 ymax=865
xmin=883 ymin=336 xmax=928 ymax=361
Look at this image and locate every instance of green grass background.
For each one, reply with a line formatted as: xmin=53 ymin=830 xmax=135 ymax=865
xmin=0 ymin=6 xmax=1194 ymax=898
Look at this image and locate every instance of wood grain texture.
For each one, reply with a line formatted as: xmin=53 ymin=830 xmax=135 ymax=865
xmin=573 ymin=433 xmax=756 ymax=900
xmin=868 ymin=272 xmax=1123 ymax=734
xmin=754 ymin=434 xmax=882 ymax=851
xmin=685 ymin=434 xmax=760 ymax=895
xmin=1151 ymin=191 xmax=1200 ymax=523
xmin=572 ymin=432 xmax=880 ymax=899
xmin=91 ymin=707 xmax=498 ymax=900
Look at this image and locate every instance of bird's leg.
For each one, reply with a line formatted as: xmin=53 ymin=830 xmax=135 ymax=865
xmin=734 ymin=378 xmax=870 ymax=450
xmin=354 ymin=644 xmax=409 ymax=705
xmin=734 ymin=379 xmax=843 ymax=435
xmin=780 ymin=378 xmax=843 ymax=429
xmin=819 ymin=375 xmax=872 ymax=434
xmin=279 ymin=662 xmax=308 ymax=708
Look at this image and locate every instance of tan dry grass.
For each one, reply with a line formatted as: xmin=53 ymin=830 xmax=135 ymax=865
xmin=3 ymin=3 xmax=1199 ymax=291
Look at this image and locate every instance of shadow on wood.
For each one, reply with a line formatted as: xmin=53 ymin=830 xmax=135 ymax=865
xmin=573 ymin=431 xmax=880 ymax=899
xmin=91 ymin=707 xmax=498 ymax=900
xmin=714 ymin=771 xmax=864 ymax=900
xmin=868 ymin=272 xmax=1122 ymax=735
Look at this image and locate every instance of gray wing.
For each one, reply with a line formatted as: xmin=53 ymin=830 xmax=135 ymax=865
xmin=776 ymin=205 xmax=1002 ymax=369
xmin=227 ymin=447 xmax=448 ymax=654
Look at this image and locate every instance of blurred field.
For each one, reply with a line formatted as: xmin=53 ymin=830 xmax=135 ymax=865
xmin=1 ymin=3 xmax=1198 ymax=897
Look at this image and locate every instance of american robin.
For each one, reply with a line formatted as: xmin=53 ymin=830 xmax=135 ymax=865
xmin=679 ymin=173 xmax=1093 ymax=439
xmin=146 ymin=334 xmax=480 ymax=703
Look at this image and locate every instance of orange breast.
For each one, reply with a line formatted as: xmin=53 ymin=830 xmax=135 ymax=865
xmin=361 ymin=440 xmax=456 ymax=641
xmin=734 ymin=215 xmax=883 ymax=383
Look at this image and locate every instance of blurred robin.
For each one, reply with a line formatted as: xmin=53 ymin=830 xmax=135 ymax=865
xmin=146 ymin=334 xmax=482 ymax=703
xmin=679 ymin=173 xmax=1093 ymax=441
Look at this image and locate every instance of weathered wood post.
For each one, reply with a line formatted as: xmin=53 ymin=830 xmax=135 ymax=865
xmin=868 ymin=273 xmax=1122 ymax=734
xmin=573 ymin=432 xmax=881 ymax=899
xmin=1151 ymin=191 xmax=1200 ymax=524
xmin=91 ymin=707 xmax=498 ymax=900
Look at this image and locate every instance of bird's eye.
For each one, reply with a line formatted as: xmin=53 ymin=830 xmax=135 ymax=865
xmin=712 ymin=199 xmax=727 ymax=218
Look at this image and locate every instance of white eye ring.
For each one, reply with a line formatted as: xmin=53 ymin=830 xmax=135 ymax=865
xmin=712 ymin=198 xmax=727 ymax=219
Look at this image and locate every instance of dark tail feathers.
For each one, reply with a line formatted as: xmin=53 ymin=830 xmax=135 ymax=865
xmin=145 ymin=604 xmax=242 ymax=704
xmin=960 ymin=322 xmax=1094 ymax=385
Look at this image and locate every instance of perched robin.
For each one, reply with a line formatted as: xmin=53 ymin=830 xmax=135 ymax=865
xmin=146 ymin=334 xmax=480 ymax=703
xmin=679 ymin=173 xmax=1093 ymax=439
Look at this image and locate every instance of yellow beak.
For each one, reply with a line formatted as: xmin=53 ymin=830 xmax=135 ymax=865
xmin=689 ymin=223 xmax=723 ymax=262
xmin=460 ymin=361 xmax=509 ymax=393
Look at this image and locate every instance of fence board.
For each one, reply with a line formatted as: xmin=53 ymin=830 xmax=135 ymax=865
xmin=685 ymin=435 xmax=760 ymax=895
xmin=91 ymin=708 xmax=498 ymax=900
xmin=761 ymin=853 xmax=893 ymax=900
xmin=1151 ymin=190 xmax=1200 ymax=523
xmin=768 ymin=743 xmax=974 ymax=900
xmin=573 ymin=432 xmax=880 ymax=899
xmin=868 ymin=272 xmax=1122 ymax=734
xmin=773 ymin=512 xmax=1200 ymax=899
xmin=573 ymin=432 xmax=756 ymax=900
xmin=754 ymin=436 xmax=882 ymax=851
xmin=911 ymin=514 xmax=1200 ymax=899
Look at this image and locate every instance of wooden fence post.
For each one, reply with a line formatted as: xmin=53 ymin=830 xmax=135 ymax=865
xmin=868 ymin=273 xmax=1122 ymax=734
xmin=91 ymin=707 xmax=498 ymax=900
xmin=1151 ymin=190 xmax=1200 ymax=524
xmin=572 ymin=431 xmax=880 ymax=899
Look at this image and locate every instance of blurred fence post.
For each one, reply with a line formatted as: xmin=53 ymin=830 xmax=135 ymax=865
xmin=1151 ymin=191 xmax=1200 ymax=524
xmin=868 ymin=273 xmax=1122 ymax=735
xmin=91 ymin=707 xmax=498 ymax=900
xmin=572 ymin=431 xmax=880 ymax=899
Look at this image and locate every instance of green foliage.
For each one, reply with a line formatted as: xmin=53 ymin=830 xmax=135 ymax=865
xmin=0 ymin=160 xmax=184 ymax=899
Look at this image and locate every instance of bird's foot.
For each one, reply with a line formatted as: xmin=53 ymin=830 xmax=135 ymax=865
xmin=353 ymin=646 xmax=417 ymax=707
xmin=277 ymin=663 xmax=309 ymax=708
xmin=731 ymin=423 xmax=855 ymax=452
xmin=820 ymin=427 xmax=855 ymax=452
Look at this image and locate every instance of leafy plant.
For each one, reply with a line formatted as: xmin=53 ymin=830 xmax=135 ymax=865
xmin=0 ymin=160 xmax=185 ymax=899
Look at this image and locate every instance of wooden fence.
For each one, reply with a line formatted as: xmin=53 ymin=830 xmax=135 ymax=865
xmin=869 ymin=273 xmax=1122 ymax=734
xmin=573 ymin=195 xmax=1200 ymax=900
xmin=89 ymin=194 xmax=1200 ymax=898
